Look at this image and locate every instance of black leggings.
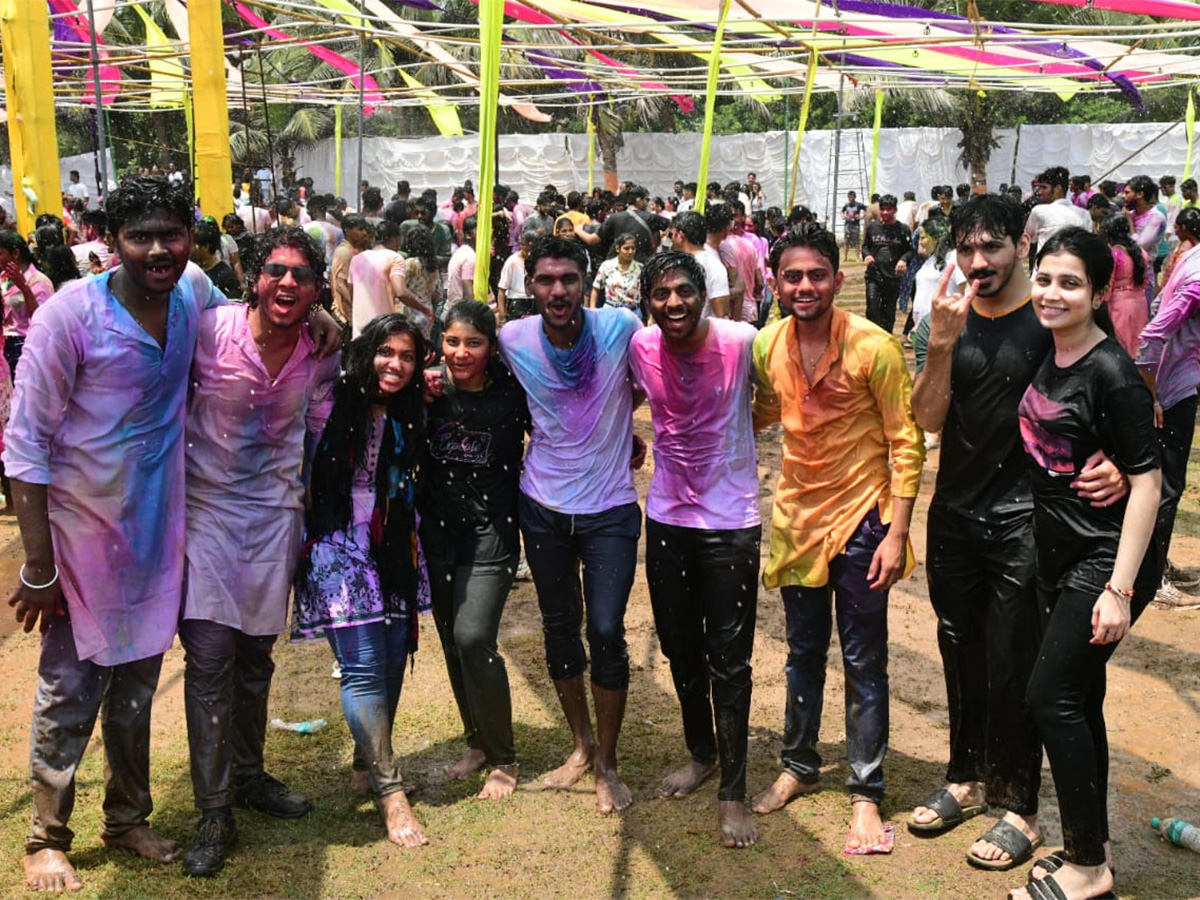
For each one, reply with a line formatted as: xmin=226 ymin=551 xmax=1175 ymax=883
xmin=1026 ymin=561 xmax=1157 ymax=865
xmin=865 ymin=279 xmax=900 ymax=333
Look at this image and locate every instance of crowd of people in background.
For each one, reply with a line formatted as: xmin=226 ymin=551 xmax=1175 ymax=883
xmin=1 ymin=156 xmax=1196 ymax=900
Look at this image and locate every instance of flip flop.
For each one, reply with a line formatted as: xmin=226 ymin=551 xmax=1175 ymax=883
xmin=967 ymin=819 xmax=1043 ymax=871
xmin=907 ymin=787 xmax=987 ymax=835
xmin=842 ymin=823 xmax=895 ymax=856
xmin=1016 ymin=870 xmax=1117 ymax=899
xmin=1031 ymin=852 xmax=1117 ymax=887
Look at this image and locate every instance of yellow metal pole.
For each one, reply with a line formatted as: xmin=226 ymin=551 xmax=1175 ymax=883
xmin=189 ymin=0 xmax=233 ymax=218
xmin=0 ymin=1 xmax=63 ymax=236
xmin=474 ymin=0 xmax=503 ymax=302
xmin=694 ymin=0 xmax=733 ymax=217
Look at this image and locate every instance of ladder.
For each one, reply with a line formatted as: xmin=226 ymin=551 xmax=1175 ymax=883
xmin=826 ymin=125 xmax=870 ymax=241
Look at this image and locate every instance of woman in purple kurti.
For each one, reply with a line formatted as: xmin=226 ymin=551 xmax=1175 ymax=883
xmin=293 ymin=313 xmax=430 ymax=848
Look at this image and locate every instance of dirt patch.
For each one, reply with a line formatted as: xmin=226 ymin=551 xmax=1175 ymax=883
xmin=0 ymin=263 xmax=1197 ymax=898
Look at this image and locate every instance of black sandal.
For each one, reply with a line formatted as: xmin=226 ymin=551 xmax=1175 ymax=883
xmin=907 ymin=787 xmax=986 ymax=835
xmin=966 ymin=819 xmax=1042 ymax=871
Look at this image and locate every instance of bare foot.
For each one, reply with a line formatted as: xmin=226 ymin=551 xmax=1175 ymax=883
xmin=846 ymin=799 xmax=886 ymax=852
xmin=910 ymin=780 xmax=984 ymax=827
xmin=719 ymin=800 xmax=759 ymax=849
xmin=446 ymin=748 xmax=487 ymax=781
xmin=23 ymin=849 xmax=83 ymax=893
xmin=542 ymin=748 xmax=593 ymax=790
xmin=379 ymin=790 xmax=429 ymax=848
xmin=595 ymin=767 xmax=633 ymax=814
xmin=350 ymin=769 xmax=371 ymax=796
xmin=969 ymin=812 xmax=1039 ymax=865
xmin=751 ymin=771 xmax=819 ymax=814
xmin=656 ymin=760 xmax=717 ymax=799
xmin=1011 ymin=859 xmax=1114 ymax=900
xmin=477 ymin=764 xmax=519 ymax=800
xmin=101 ymin=826 xmax=181 ymax=862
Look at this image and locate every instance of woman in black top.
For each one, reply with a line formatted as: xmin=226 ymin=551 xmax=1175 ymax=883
xmin=419 ymin=301 xmax=530 ymax=799
xmin=1010 ymin=228 xmax=1161 ymax=900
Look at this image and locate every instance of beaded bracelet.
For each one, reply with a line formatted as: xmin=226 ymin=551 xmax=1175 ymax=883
xmin=1104 ymin=581 xmax=1134 ymax=600
xmin=19 ymin=564 xmax=59 ymax=591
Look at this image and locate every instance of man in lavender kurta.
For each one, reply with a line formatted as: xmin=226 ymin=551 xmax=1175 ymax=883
xmin=497 ymin=236 xmax=644 ymax=815
xmin=180 ymin=227 xmax=339 ymax=876
xmin=4 ymin=179 xmax=224 ymax=893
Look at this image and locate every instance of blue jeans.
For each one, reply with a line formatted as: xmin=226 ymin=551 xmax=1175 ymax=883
xmin=779 ymin=509 xmax=889 ymax=804
xmin=519 ymin=494 xmax=641 ymax=690
xmin=325 ymin=618 xmax=409 ymax=797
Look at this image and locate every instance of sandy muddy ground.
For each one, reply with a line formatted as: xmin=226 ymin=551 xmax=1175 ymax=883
xmin=0 ymin=264 xmax=1197 ymax=898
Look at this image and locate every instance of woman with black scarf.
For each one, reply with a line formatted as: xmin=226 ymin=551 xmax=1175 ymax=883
xmin=292 ymin=313 xmax=430 ymax=848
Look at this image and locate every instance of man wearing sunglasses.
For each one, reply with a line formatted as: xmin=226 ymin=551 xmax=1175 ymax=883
xmin=178 ymin=226 xmax=341 ymax=876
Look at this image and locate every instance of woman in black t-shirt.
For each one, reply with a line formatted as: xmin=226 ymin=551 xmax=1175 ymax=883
xmin=418 ymin=301 xmax=530 ymax=800
xmin=1010 ymin=228 xmax=1161 ymax=900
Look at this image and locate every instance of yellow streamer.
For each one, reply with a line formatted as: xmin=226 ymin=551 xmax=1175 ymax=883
xmin=786 ymin=49 xmax=818 ymax=211
xmin=0 ymin=0 xmax=62 ymax=236
xmin=695 ymin=0 xmax=733 ymax=217
xmin=189 ymin=0 xmax=232 ymax=220
xmin=586 ymin=102 xmax=595 ymax=194
xmin=132 ymin=4 xmax=185 ymax=108
xmin=870 ymin=88 xmax=884 ymax=197
xmin=335 ymin=104 xmax=343 ymax=195
xmin=1187 ymin=91 xmax=1196 ymax=181
xmin=475 ymin=0 xmax=503 ymax=303
xmin=397 ymin=70 xmax=463 ymax=137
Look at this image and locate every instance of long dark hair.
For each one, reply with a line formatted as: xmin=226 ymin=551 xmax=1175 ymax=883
xmin=402 ymin=226 xmax=437 ymax=272
xmin=304 ymin=314 xmax=427 ymax=614
xmin=1098 ymin=212 xmax=1146 ymax=287
xmin=1035 ymin=226 xmax=1116 ymax=338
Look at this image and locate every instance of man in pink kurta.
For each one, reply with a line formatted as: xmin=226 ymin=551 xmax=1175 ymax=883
xmin=179 ymin=226 xmax=338 ymax=877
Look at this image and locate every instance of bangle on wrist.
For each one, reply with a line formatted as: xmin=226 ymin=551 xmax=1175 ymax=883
xmin=20 ymin=564 xmax=59 ymax=591
xmin=1104 ymin=581 xmax=1134 ymax=600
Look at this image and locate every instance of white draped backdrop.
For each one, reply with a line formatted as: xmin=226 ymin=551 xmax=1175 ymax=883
xmin=294 ymin=121 xmax=1190 ymax=229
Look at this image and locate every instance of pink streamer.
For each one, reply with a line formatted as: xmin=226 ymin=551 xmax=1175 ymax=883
xmin=233 ymin=2 xmax=383 ymax=114
xmin=48 ymin=0 xmax=121 ymax=105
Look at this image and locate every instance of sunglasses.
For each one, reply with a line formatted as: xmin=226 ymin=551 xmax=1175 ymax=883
xmin=262 ymin=262 xmax=317 ymax=285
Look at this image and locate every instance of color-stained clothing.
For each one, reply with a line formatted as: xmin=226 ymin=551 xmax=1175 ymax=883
xmin=2 ymin=265 xmax=54 ymax=339
xmin=752 ymin=307 xmax=924 ymax=588
xmin=2 ymin=264 xmax=224 ymax=665
xmin=184 ymin=305 xmax=339 ymax=636
xmin=629 ymin=318 xmax=760 ymax=530
xmin=1138 ymin=242 xmax=1200 ymax=411
xmin=1106 ymin=245 xmax=1148 ymax=358
xmin=592 ymin=258 xmax=643 ymax=312
xmin=499 ymin=306 xmax=640 ymax=515
xmin=349 ymin=246 xmax=406 ymax=338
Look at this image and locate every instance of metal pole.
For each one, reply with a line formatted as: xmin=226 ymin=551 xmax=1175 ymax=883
xmin=783 ymin=89 xmax=790 ymax=207
xmin=355 ymin=0 xmax=367 ymax=211
xmin=829 ymin=73 xmax=845 ymax=230
xmin=85 ymin=0 xmax=109 ymax=205
xmin=255 ymin=47 xmax=277 ymax=202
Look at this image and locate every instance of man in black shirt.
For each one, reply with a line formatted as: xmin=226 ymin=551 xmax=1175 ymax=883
xmin=861 ymin=194 xmax=911 ymax=332
xmin=597 ymin=185 xmax=669 ymax=261
xmin=910 ymin=195 xmax=1125 ymax=871
xmin=192 ymin=220 xmax=243 ymax=300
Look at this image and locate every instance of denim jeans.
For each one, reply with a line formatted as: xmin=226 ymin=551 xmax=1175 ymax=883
xmin=865 ymin=278 xmax=901 ymax=334
xmin=779 ymin=509 xmax=889 ymax=804
xmin=519 ymin=494 xmax=641 ymax=690
xmin=325 ymin=618 xmax=409 ymax=797
xmin=645 ymin=518 xmax=759 ymax=801
xmin=925 ymin=505 xmax=1043 ymax=815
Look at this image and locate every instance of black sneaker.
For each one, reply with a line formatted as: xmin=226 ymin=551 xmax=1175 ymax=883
xmin=233 ymin=772 xmax=313 ymax=819
xmin=183 ymin=808 xmax=237 ymax=877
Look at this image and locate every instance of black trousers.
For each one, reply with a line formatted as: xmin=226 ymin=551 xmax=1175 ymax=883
xmin=645 ymin=518 xmax=759 ymax=801
xmin=1027 ymin=542 xmax=1159 ymax=865
xmin=925 ymin=506 xmax=1042 ymax=815
xmin=865 ymin=278 xmax=901 ymax=333
xmin=180 ymin=619 xmax=277 ymax=810
xmin=1157 ymin=394 xmax=1198 ymax=560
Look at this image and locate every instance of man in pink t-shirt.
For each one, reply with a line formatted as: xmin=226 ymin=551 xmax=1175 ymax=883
xmin=628 ymin=251 xmax=761 ymax=850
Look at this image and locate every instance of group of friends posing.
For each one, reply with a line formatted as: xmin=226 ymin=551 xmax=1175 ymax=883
xmin=7 ymin=178 xmax=1172 ymax=900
